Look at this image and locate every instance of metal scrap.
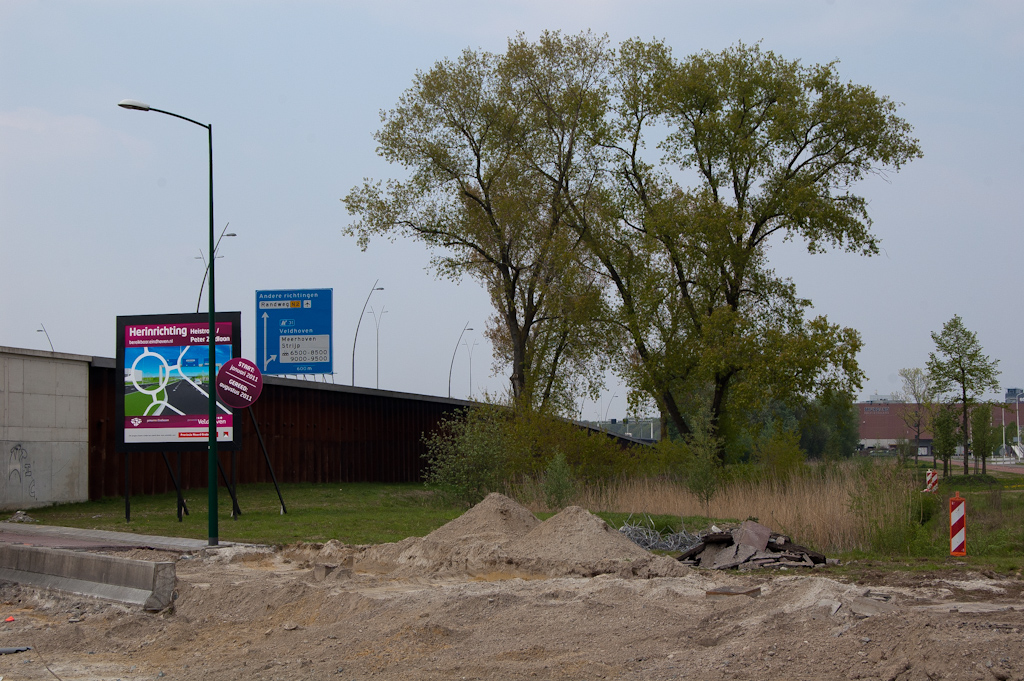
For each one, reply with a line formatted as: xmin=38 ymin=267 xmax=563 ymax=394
xmin=618 ymin=514 xmax=701 ymax=552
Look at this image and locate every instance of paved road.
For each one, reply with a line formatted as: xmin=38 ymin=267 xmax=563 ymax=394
xmin=0 ymin=523 xmax=221 ymax=552
xmin=165 ymin=378 xmax=210 ymax=414
xmin=944 ymin=458 xmax=1024 ymax=476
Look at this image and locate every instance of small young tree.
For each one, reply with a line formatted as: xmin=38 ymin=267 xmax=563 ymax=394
xmin=542 ymin=451 xmax=577 ymax=511
xmin=893 ymin=367 xmax=934 ymax=464
xmin=931 ymin=405 xmax=959 ymax=478
xmin=927 ymin=316 xmax=1000 ymax=475
xmin=683 ymin=406 xmax=722 ymax=517
xmin=970 ymin=403 xmax=996 ymax=475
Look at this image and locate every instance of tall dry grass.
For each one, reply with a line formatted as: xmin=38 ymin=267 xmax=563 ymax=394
xmin=513 ymin=460 xmax=919 ymax=554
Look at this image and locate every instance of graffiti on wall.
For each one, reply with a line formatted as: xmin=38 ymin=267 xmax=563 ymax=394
xmin=7 ymin=444 xmax=36 ymax=500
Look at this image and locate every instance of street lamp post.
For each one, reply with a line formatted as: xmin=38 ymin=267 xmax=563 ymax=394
xmin=195 ymin=223 xmax=236 ymax=313
xmin=1011 ymin=395 xmax=1019 ymax=458
xmin=352 ymin=280 xmax=383 ymax=386
xmin=463 ymin=339 xmax=478 ymax=398
xmin=368 ymin=305 xmax=387 ymax=389
xmin=604 ymin=394 xmax=618 ymax=422
xmin=448 ymin=322 xmax=473 ymax=399
xmin=119 ymin=99 xmax=221 ymax=546
xmin=36 ymin=324 xmax=54 ymax=352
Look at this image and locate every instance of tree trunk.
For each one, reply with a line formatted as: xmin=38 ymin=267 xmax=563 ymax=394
xmin=962 ymin=398 xmax=970 ymax=476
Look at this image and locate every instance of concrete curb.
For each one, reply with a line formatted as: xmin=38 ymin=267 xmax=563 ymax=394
xmin=0 ymin=544 xmax=175 ymax=611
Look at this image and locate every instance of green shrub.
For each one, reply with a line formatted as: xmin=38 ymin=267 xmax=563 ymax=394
xmin=753 ymin=428 xmax=806 ymax=480
xmin=423 ymin=403 xmax=642 ymax=506
xmin=423 ymin=406 xmax=512 ymax=507
xmin=542 ymin=451 xmax=577 ymax=510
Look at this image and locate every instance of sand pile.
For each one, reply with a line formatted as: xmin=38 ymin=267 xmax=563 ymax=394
xmin=504 ymin=505 xmax=686 ymax=578
xmin=352 ymin=496 xmax=686 ymax=580
xmin=422 ymin=492 xmax=541 ymax=544
xmin=508 ymin=506 xmax=648 ymax=563
xmin=356 ymin=493 xmax=539 ymax=576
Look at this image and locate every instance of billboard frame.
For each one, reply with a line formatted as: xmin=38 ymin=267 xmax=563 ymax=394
xmin=115 ymin=312 xmax=242 ymax=453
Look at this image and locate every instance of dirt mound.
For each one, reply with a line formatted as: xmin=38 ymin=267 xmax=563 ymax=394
xmin=500 ymin=505 xmax=664 ymax=577
xmin=356 ymin=493 xmax=541 ymax=576
xmin=423 ymin=492 xmax=540 ymax=545
xmin=352 ymin=497 xmax=678 ymax=579
xmin=509 ymin=506 xmax=649 ymax=563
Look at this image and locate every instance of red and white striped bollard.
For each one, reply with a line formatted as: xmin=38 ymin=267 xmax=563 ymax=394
xmin=949 ymin=491 xmax=966 ymax=557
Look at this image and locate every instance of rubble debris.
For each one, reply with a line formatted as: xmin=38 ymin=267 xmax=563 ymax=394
xmin=4 ymin=511 xmax=37 ymax=523
xmin=675 ymin=520 xmax=831 ymax=570
xmin=848 ymin=595 xmax=898 ymax=618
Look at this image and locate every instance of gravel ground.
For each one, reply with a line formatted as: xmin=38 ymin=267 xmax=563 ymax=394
xmin=1 ymin=494 xmax=1022 ymax=681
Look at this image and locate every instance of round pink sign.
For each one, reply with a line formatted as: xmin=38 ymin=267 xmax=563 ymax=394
xmin=216 ymin=357 xmax=263 ymax=409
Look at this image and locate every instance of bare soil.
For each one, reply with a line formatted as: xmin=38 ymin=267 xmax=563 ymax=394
xmin=1 ymin=493 xmax=1023 ymax=680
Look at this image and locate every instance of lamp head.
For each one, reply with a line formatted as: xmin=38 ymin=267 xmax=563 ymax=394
xmin=118 ymin=99 xmax=151 ymax=111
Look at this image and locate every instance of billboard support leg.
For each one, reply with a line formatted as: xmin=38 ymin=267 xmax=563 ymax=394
xmin=216 ymin=458 xmax=242 ymax=519
xmin=124 ymin=452 xmax=131 ymax=523
xmin=249 ymin=406 xmax=286 ymax=514
xmin=161 ymin=452 xmax=189 ymax=521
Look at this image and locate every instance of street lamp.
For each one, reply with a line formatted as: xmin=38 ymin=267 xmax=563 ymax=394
xmin=604 ymin=394 xmax=618 ymax=421
xmin=463 ymin=339 xmax=478 ymax=397
xmin=119 ymin=99 xmax=221 ymax=546
xmin=36 ymin=324 xmax=54 ymax=352
xmin=448 ymin=322 xmax=473 ymax=398
xmin=195 ymin=223 xmax=236 ymax=313
xmin=368 ymin=305 xmax=387 ymax=389
xmin=352 ymin=280 xmax=383 ymax=386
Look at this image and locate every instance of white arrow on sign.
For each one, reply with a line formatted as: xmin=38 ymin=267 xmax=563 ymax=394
xmin=262 ymin=312 xmax=277 ymax=372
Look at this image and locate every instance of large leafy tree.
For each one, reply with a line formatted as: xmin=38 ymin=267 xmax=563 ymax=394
xmin=927 ymin=315 xmax=1001 ymax=475
xmin=344 ymin=32 xmax=610 ymax=413
xmin=346 ymin=34 xmax=921 ymax=454
xmin=564 ymin=40 xmax=920 ymax=453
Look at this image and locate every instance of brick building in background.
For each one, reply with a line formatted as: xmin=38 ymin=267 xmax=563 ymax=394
xmin=858 ymin=391 xmax=1024 ymax=457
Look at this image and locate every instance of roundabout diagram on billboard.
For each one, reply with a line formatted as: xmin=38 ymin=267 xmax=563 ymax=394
xmin=124 ymin=345 xmax=230 ymax=417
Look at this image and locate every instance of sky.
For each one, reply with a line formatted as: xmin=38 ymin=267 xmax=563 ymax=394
xmin=2 ymin=0 xmax=1022 ymax=421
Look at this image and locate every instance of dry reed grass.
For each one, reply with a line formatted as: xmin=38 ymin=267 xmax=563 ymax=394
xmin=514 ymin=460 xmax=919 ymax=553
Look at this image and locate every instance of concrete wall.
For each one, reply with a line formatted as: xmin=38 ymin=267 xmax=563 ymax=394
xmin=0 ymin=347 xmax=90 ymax=510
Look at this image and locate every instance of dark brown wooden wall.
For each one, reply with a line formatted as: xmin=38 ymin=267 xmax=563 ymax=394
xmin=88 ymin=365 xmax=467 ymax=499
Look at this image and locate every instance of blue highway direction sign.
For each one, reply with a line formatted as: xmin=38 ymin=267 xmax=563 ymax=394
xmin=255 ymin=289 xmax=333 ymax=375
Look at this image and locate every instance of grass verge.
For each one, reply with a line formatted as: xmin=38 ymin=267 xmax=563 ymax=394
xmin=22 ymin=483 xmax=462 ymax=546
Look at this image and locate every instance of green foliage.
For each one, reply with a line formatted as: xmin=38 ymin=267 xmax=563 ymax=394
xmin=424 ymin=404 xmax=641 ymax=507
xmin=914 ymin=491 xmax=941 ymax=526
xmin=752 ymin=428 xmax=806 ymax=480
xmin=423 ymin=407 xmax=513 ymax=508
xmin=970 ymin=403 xmax=996 ymax=473
xmin=927 ymin=315 xmax=1001 ymax=474
xmin=937 ymin=473 xmax=1000 ymax=489
xmin=542 ymin=451 xmax=578 ymax=511
xmin=681 ymin=406 xmax=722 ymax=515
xmin=796 ymin=389 xmax=860 ymax=459
xmin=931 ymin=406 xmax=960 ymax=476
xmin=597 ymin=40 xmax=919 ymax=455
xmin=848 ymin=461 xmax=923 ymax=556
xmin=348 ymin=32 xmax=921 ymax=437
xmin=344 ymin=31 xmax=608 ymax=414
